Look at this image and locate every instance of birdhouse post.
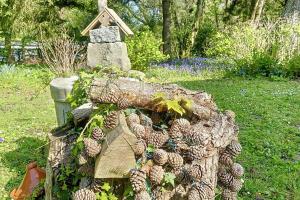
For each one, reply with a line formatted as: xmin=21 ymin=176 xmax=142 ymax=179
xmin=81 ymin=6 xmax=134 ymax=71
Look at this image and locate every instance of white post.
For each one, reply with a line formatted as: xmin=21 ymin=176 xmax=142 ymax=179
xmin=98 ymin=0 xmax=107 ymax=13
xmin=50 ymin=76 xmax=78 ymax=126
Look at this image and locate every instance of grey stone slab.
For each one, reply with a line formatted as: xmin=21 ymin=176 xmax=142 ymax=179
xmin=89 ymin=26 xmax=122 ymax=43
xmin=87 ymin=42 xmax=131 ymax=71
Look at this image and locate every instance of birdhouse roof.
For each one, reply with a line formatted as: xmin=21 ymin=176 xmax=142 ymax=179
xmin=81 ymin=7 xmax=134 ymax=36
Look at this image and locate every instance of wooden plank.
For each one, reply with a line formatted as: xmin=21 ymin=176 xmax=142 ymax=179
xmin=94 ymin=112 xmax=137 ymax=178
xmin=81 ymin=7 xmax=134 ymax=36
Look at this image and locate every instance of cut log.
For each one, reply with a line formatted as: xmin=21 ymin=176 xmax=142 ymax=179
xmin=90 ymin=78 xmax=217 ymax=120
xmin=71 ymin=103 xmax=95 ymax=125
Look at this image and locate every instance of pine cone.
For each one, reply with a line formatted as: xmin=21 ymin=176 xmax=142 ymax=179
xmin=134 ymin=140 xmax=147 ymax=156
xmin=78 ymin=151 xmax=88 ymax=165
xmin=187 ymin=163 xmax=203 ymax=180
xmin=135 ymin=191 xmax=151 ymax=200
xmin=225 ymin=140 xmax=242 ymax=157
xmin=99 ymin=85 xmax=120 ymax=104
xmin=73 ymin=188 xmax=96 ymax=200
xmin=231 ymin=163 xmax=244 ymax=178
xmin=84 ymin=138 xmax=101 ymax=158
xmin=187 ymin=146 xmax=206 ymax=161
xmin=92 ymin=127 xmax=105 ymax=141
xmin=139 ymin=113 xmax=153 ymax=127
xmin=118 ymin=97 xmax=130 ymax=109
xmin=169 ymin=118 xmax=190 ymax=139
xmin=153 ymin=149 xmax=168 ymax=166
xmin=224 ymin=110 xmax=236 ymax=121
xmin=130 ymin=169 xmax=147 ymax=192
xmin=185 ymin=126 xmax=210 ymax=146
xmin=168 ymin=153 xmax=184 ymax=169
xmin=218 ymin=169 xmax=234 ymax=186
xmin=221 ymin=189 xmax=237 ymax=200
xmin=219 ymin=152 xmax=234 ymax=167
xmin=104 ymin=111 xmax=119 ymax=129
xmin=230 ymin=179 xmax=243 ymax=192
xmin=147 ymin=131 xmax=169 ymax=148
xmin=127 ymin=113 xmax=140 ymax=126
xmin=173 ymin=165 xmax=191 ymax=184
xmin=131 ymin=124 xmax=146 ymax=139
xmin=173 ymin=140 xmax=189 ymax=154
xmin=149 ymin=165 xmax=164 ymax=185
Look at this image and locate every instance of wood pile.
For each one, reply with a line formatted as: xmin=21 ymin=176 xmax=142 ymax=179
xmin=46 ymin=78 xmax=244 ymax=200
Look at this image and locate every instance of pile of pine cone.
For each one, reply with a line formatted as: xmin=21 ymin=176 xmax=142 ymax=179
xmin=73 ymin=108 xmax=244 ymax=200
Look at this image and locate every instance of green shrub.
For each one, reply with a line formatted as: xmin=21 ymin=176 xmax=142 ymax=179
xmin=233 ymin=51 xmax=283 ymax=77
xmin=285 ymin=54 xmax=300 ymax=78
xmin=126 ymin=30 xmax=168 ymax=71
xmin=193 ymin=22 xmax=217 ymax=56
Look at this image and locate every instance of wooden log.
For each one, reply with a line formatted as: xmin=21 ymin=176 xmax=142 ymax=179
xmin=90 ymin=78 xmax=217 ymax=120
xmin=71 ymin=103 xmax=94 ymax=126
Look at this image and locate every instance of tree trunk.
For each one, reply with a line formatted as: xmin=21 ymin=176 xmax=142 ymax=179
xmin=162 ymin=0 xmax=172 ymax=55
xmin=4 ymin=32 xmax=13 ymax=64
xmin=284 ymin=0 xmax=300 ymax=23
xmin=190 ymin=0 xmax=205 ymax=48
xmin=251 ymin=0 xmax=265 ymax=23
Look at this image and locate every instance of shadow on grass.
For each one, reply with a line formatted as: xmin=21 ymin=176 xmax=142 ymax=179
xmin=2 ymin=137 xmax=47 ymax=195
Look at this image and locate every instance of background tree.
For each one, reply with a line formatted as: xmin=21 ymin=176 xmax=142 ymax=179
xmin=162 ymin=0 xmax=171 ymax=55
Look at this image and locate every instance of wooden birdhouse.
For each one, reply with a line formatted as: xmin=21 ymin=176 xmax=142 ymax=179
xmin=94 ymin=112 xmax=138 ymax=178
xmin=81 ymin=7 xmax=134 ymax=37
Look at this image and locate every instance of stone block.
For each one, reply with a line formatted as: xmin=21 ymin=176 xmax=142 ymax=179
xmin=87 ymin=42 xmax=131 ymax=71
xmin=89 ymin=26 xmax=122 ymax=43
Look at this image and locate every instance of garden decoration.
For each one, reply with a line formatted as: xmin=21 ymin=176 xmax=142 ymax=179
xmin=10 ymin=162 xmax=46 ymax=200
xmin=81 ymin=2 xmax=133 ymax=71
xmin=45 ymin=76 xmax=244 ymax=200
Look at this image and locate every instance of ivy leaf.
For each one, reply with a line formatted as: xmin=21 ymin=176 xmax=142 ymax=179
xmin=146 ymin=144 xmax=155 ymax=153
xmin=163 ymin=172 xmax=176 ymax=187
xmin=165 ymin=99 xmax=185 ymax=116
xmin=108 ymin=193 xmax=118 ymax=200
xmin=99 ymin=192 xmax=108 ymax=200
xmin=153 ymin=92 xmax=167 ymax=101
xmin=101 ymin=182 xmax=111 ymax=192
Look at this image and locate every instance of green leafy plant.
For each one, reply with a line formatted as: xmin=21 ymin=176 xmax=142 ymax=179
xmin=96 ymin=182 xmax=118 ymax=200
xmin=152 ymin=92 xmax=192 ymax=116
xmin=285 ymin=54 xmax=300 ymax=78
xmin=127 ymin=30 xmax=168 ymax=71
xmin=162 ymin=172 xmax=176 ymax=187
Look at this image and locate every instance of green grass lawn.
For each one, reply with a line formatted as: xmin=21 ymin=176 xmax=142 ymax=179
xmin=0 ymin=67 xmax=299 ymax=199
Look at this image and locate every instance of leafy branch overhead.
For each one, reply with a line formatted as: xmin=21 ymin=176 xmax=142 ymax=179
xmin=152 ymin=92 xmax=192 ymax=116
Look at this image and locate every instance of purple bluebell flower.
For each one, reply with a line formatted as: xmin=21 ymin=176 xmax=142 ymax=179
xmin=151 ymin=57 xmax=225 ymax=74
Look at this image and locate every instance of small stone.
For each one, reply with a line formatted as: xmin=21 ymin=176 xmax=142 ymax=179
xmin=89 ymin=26 xmax=122 ymax=43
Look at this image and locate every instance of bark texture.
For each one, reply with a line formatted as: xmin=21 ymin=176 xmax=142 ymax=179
xmin=162 ymin=0 xmax=172 ymax=55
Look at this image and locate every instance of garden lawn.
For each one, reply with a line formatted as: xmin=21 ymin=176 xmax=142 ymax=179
xmin=0 ymin=67 xmax=299 ymax=200
xmin=0 ymin=67 xmax=56 ymax=199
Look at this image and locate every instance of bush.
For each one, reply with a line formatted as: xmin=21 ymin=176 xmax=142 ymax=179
xmin=126 ymin=30 xmax=168 ymax=71
xmin=233 ymin=51 xmax=283 ymax=77
xmin=193 ymin=22 xmax=217 ymax=56
xmin=285 ymin=54 xmax=300 ymax=78
xmin=205 ymin=21 xmax=300 ymax=78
